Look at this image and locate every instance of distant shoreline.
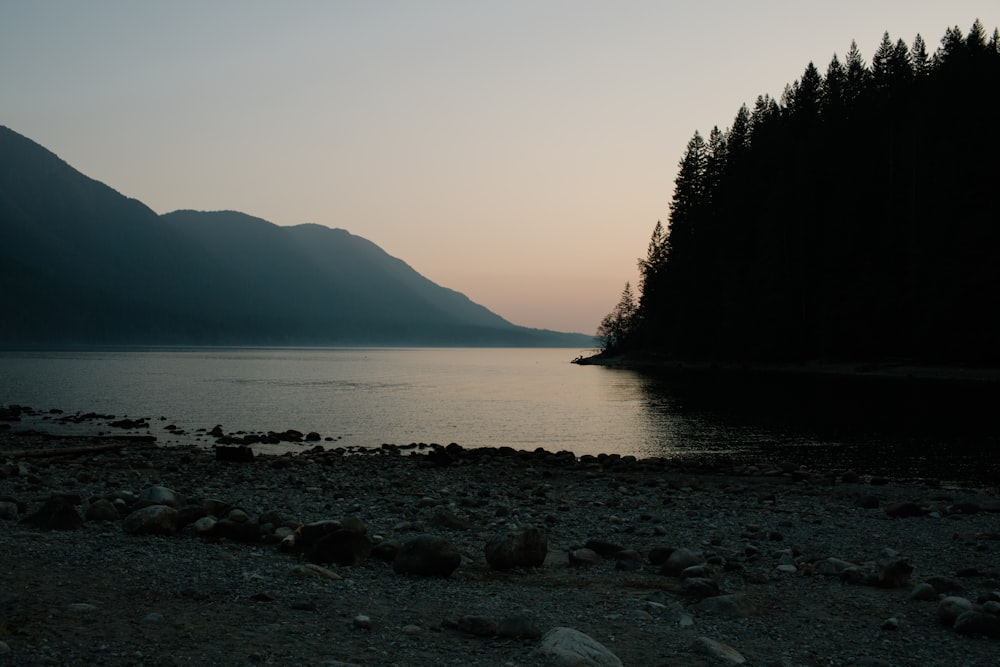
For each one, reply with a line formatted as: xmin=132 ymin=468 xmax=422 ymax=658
xmin=574 ymin=351 xmax=1000 ymax=385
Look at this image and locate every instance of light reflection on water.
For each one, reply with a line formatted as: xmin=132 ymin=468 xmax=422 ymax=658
xmin=1 ymin=348 xmax=997 ymax=484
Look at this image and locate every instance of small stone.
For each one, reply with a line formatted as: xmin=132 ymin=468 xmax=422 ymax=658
xmin=353 ymin=614 xmax=372 ymax=630
xmin=66 ymin=603 xmax=98 ymax=614
xmin=292 ymin=564 xmax=342 ymax=580
xmin=692 ymin=636 xmax=746 ymax=664
xmin=141 ymin=612 xmax=164 ymax=624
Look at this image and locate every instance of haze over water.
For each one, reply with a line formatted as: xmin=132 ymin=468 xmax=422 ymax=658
xmin=2 ymin=348 xmax=995 ymax=485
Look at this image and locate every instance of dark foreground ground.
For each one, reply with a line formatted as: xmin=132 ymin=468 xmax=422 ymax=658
xmin=1 ymin=422 xmax=1000 ymax=666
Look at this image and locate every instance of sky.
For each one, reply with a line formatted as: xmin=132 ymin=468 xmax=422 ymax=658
xmin=2 ymin=2 xmax=997 ymax=335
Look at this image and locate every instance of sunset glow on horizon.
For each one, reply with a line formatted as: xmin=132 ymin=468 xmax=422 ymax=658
xmin=3 ymin=1 xmax=996 ymax=335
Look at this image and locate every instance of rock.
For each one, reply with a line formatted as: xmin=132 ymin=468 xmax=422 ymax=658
xmin=568 ymin=548 xmax=603 ymax=567
xmin=938 ymin=596 xmax=974 ymax=626
xmin=353 ymin=614 xmax=372 ymax=630
xmin=679 ymin=577 xmax=720 ymax=597
xmin=65 ymin=603 xmax=98 ymax=614
xmin=854 ymin=494 xmax=880 ymax=509
xmin=497 ymin=613 xmax=542 ymax=639
xmin=298 ymin=520 xmax=344 ymax=549
xmin=85 ymin=498 xmax=120 ymax=522
xmin=141 ymin=612 xmax=164 ymax=624
xmin=215 ymin=445 xmax=254 ymax=462
xmin=662 ymin=547 xmax=703 ymax=575
xmin=457 ymin=615 xmax=497 ymax=636
xmin=0 ymin=501 xmax=19 ymax=520
xmin=692 ymin=636 xmax=747 ymax=664
xmin=393 ymin=534 xmax=461 ymax=577
xmin=680 ymin=564 xmax=713 ymax=579
xmin=307 ymin=530 xmax=373 ymax=566
xmin=814 ymin=557 xmax=857 ymax=576
xmin=214 ymin=517 xmax=261 ymax=543
xmin=532 ymin=627 xmax=623 ymax=667
xmin=876 ymin=549 xmax=913 ymax=588
xmin=292 ymin=564 xmax=342 ymax=580
xmin=138 ymin=486 xmax=184 ymax=508
xmin=885 ymin=501 xmax=926 ymax=518
xmin=429 ymin=509 xmax=471 ymax=530
xmin=192 ymin=516 xmax=217 ymax=536
xmin=909 ymin=583 xmax=938 ymax=601
xmin=613 ymin=549 xmax=643 ymax=571
xmin=485 ymin=526 xmax=547 ymax=570
xmin=584 ymin=539 xmax=625 ymax=557
xmin=953 ymin=610 xmax=1000 ymax=638
xmin=23 ymin=495 xmax=83 ymax=531
xmin=693 ymin=593 xmax=756 ymax=618
xmin=924 ymin=575 xmax=965 ymax=593
xmin=122 ymin=504 xmax=179 ymax=535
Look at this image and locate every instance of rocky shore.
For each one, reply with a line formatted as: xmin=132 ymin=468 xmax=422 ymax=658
xmin=2 ymin=407 xmax=999 ymax=666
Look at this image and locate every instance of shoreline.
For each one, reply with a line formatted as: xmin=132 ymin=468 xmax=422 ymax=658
xmin=574 ymin=352 xmax=1000 ymax=385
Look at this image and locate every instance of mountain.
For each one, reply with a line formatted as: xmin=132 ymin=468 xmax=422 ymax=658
xmin=0 ymin=126 xmax=592 ymax=347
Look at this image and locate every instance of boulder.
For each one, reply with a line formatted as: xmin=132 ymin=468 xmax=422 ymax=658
xmin=84 ymin=498 xmax=120 ymax=522
xmin=22 ymin=495 xmax=83 ymax=531
xmin=485 ymin=526 xmax=548 ymax=570
xmin=393 ymin=534 xmax=461 ymax=577
xmin=137 ymin=486 xmax=184 ymax=509
xmin=953 ymin=610 xmax=1000 ymax=638
xmin=307 ymin=530 xmax=373 ymax=565
xmin=661 ymin=547 xmax=703 ymax=576
xmin=123 ymin=504 xmax=179 ymax=535
xmin=532 ymin=627 xmax=623 ymax=667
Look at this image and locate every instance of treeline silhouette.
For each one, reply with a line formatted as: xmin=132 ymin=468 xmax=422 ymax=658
xmin=600 ymin=21 xmax=1000 ymax=365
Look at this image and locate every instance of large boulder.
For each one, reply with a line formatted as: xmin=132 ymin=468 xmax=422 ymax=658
xmin=393 ymin=534 xmax=461 ymax=577
xmin=485 ymin=526 xmax=547 ymax=570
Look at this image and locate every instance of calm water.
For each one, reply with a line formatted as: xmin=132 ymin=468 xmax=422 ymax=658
xmin=1 ymin=348 xmax=997 ymax=484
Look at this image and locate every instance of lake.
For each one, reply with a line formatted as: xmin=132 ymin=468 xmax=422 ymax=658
xmin=1 ymin=347 xmax=997 ymax=485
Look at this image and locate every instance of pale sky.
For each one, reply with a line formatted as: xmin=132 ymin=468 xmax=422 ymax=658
xmin=3 ymin=2 xmax=996 ymax=335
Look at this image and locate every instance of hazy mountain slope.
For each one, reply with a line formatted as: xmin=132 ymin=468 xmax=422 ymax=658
xmin=0 ymin=126 xmax=591 ymax=347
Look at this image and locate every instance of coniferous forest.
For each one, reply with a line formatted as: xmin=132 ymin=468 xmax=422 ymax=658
xmin=600 ymin=21 xmax=1000 ymax=365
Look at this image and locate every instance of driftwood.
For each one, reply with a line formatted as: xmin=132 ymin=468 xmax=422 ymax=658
xmin=3 ymin=440 xmax=150 ymax=459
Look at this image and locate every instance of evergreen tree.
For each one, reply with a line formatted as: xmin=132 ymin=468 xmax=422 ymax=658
xmin=597 ymin=282 xmax=637 ymax=352
xmin=844 ymin=39 xmax=869 ymax=105
xmin=823 ymin=54 xmax=847 ymax=114
xmin=728 ymin=104 xmax=752 ymax=154
xmin=791 ymin=62 xmax=823 ymax=117
xmin=910 ymin=34 xmax=930 ymax=76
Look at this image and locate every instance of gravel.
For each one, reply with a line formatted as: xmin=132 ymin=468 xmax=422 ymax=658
xmin=1 ymin=426 xmax=999 ymax=666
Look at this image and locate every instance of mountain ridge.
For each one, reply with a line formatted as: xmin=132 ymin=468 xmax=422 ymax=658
xmin=0 ymin=126 xmax=592 ymax=348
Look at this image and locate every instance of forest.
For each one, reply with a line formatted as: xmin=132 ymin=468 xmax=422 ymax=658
xmin=599 ymin=21 xmax=1000 ymax=365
